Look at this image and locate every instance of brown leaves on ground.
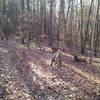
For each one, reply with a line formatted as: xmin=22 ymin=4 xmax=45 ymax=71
xmin=0 ymin=39 xmax=100 ymax=100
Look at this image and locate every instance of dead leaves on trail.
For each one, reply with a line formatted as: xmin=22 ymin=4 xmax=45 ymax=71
xmin=0 ymin=40 xmax=100 ymax=100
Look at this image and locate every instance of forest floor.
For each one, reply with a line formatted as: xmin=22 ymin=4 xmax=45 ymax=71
xmin=0 ymin=38 xmax=100 ymax=100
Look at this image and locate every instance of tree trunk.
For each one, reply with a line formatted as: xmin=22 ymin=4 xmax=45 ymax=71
xmin=48 ymin=0 xmax=53 ymax=46
xmin=84 ymin=0 xmax=94 ymax=55
xmin=59 ymin=0 xmax=66 ymax=51
xmin=94 ymin=0 xmax=100 ymax=57
xmin=21 ymin=0 xmax=24 ymax=44
xmin=90 ymin=0 xmax=99 ymax=63
xmin=80 ymin=0 xmax=85 ymax=54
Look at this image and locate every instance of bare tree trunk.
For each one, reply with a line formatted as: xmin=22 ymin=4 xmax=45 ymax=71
xmin=48 ymin=0 xmax=53 ymax=46
xmin=66 ymin=0 xmax=71 ymax=47
xmin=57 ymin=16 xmax=60 ymax=48
xmin=90 ymin=21 xmax=95 ymax=64
xmin=80 ymin=0 xmax=85 ymax=54
xmin=26 ymin=0 xmax=30 ymax=47
xmin=94 ymin=0 xmax=100 ymax=57
xmin=21 ymin=0 xmax=24 ymax=44
xmin=84 ymin=0 xmax=94 ymax=55
xmin=59 ymin=0 xmax=66 ymax=51
xmin=90 ymin=0 xmax=99 ymax=63
xmin=69 ymin=0 xmax=74 ymax=47
xmin=0 ymin=0 xmax=4 ymax=40
xmin=44 ymin=0 xmax=47 ymax=36
xmin=35 ymin=0 xmax=40 ymax=45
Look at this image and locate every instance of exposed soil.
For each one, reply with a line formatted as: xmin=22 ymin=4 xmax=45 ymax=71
xmin=0 ymin=38 xmax=100 ymax=100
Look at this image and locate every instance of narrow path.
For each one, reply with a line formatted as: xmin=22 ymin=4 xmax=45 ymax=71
xmin=0 ymin=39 xmax=100 ymax=100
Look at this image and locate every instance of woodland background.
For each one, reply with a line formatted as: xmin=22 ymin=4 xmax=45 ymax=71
xmin=0 ymin=0 xmax=100 ymax=100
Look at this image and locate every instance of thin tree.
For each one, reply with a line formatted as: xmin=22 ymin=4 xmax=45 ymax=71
xmin=84 ymin=0 xmax=94 ymax=55
xmin=90 ymin=0 xmax=100 ymax=63
xmin=59 ymin=0 xmax=66 ymax=51
xmin=21 ymin=0 xmax=24 ymax=44
xmin=48 ymin=0 xmax=53 ymax=46
xmin=80 ymin=0 xmax=84 ymax=54
xmin=94 ymin=0 xmax=100 ymax=57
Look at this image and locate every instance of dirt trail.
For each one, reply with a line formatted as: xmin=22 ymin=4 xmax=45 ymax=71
xmin=0 ymin=39 xmax=100 ymax=100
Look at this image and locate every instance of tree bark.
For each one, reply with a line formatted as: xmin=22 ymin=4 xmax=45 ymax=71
xmin=84 ymin=0 xmax=94 ymax=55
xmin=80 ymin=0 xmax=85 ymax=54
xmin=94 ymin=0 xmax=100 ymax=57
